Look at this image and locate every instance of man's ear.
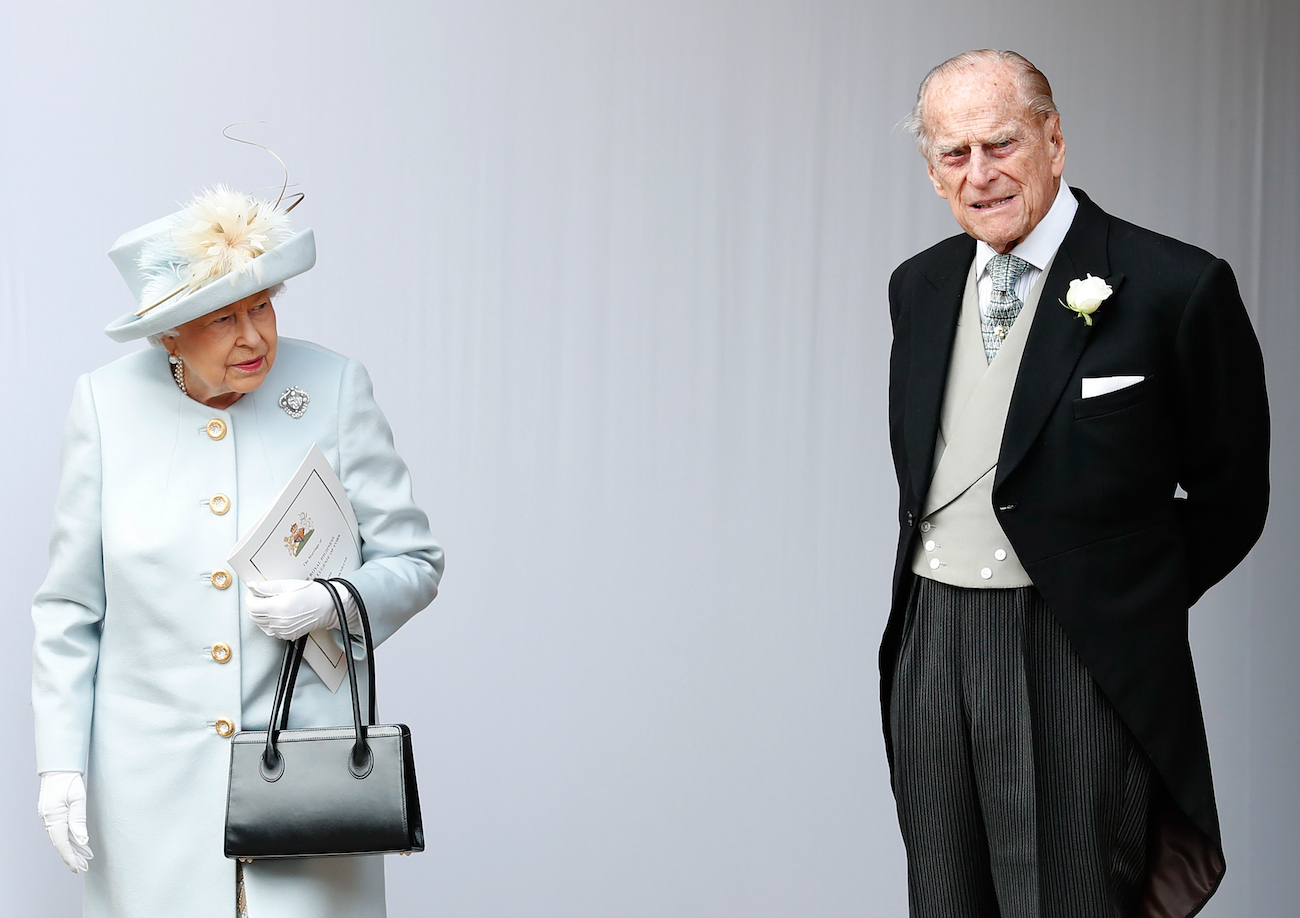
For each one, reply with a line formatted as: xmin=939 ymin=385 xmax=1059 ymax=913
xmin=926 ymin=161 xmax=948 ymax=198
xmin=1046 ymin=114 xmax=1067 ymax=177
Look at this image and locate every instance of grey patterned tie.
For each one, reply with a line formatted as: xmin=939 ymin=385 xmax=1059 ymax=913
xmin=982 ymin=254 xmax=1032 ymax=363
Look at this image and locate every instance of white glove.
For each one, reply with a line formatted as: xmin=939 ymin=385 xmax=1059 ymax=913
xmin=246 ymin=580 xmax=360 ymax=641
xmin=38 ymin=771 xmax=93 ymax=874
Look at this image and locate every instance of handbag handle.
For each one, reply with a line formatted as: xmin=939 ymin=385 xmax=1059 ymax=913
xmin=260 ymin=579 xmax=375 ymax=780
xmin=329 ymin=578 xmax=377 ymax=724
xmin=267 ymin=637 xmax=304 ymax=734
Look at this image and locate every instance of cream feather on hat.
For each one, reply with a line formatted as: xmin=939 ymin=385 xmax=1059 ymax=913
xmin=104 ymin=186 xmax=315 ymax=343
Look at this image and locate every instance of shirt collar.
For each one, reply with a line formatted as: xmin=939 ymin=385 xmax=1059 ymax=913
xmin=974 ymin=183 xmax=1079 ymax=277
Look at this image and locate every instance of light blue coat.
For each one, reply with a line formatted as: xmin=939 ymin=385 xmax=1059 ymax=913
xmin=32 ymin=339 xmax=444 ymax=918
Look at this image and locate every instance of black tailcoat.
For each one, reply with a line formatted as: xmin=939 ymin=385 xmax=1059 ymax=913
xmin=882 ymin=189 xmax=1269 ymax=916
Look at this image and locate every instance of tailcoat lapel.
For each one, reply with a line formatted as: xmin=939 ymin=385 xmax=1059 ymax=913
xmin=995 ymin=190 xmax=1120 ymax=488
xmin=903 ymin=237 xmax=973 ymax=507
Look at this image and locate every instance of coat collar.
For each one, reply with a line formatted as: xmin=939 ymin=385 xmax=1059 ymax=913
xmin=995 ymin=188 xmax=1121 ymax=487
xmin=902 ymin=234 xmax=974 ymax=504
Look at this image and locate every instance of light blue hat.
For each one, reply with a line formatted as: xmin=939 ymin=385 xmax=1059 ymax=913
xmin=104 ymin=186 xmax=316 ymax=343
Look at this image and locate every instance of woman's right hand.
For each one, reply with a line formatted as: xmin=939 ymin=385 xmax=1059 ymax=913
xmin=38 ymin=772 xmax=93 ymax=874
xmin=246 ymin=579 xmax=361 ymax=640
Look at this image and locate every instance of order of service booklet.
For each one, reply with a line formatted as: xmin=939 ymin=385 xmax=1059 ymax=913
xmin=227 ymin=444 xmax=361 ymax=692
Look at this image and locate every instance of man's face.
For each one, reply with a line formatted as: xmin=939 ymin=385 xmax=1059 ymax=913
xmin=923 ymin=64 xmax=1066 ymax=254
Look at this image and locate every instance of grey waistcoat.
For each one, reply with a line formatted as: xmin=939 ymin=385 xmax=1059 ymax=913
xmin=910 ymin=255 xmax=1056 ymax=588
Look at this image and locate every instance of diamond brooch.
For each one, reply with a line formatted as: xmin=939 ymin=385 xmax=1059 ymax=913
xmin=279 ymin=386 xmax=310 ymax=419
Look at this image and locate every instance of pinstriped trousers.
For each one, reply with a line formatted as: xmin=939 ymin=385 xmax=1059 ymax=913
xmin=890 ymin=578 xmax=1152 ymax=918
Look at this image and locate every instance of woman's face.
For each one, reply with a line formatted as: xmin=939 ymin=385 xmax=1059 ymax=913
xmin=163 ymin=289 xmax=278 ymax=408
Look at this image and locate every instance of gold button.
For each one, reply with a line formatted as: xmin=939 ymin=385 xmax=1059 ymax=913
xmin=206 ymin=418 xmax=227 ymax=440
xmin=212 ymin=642 xmax=232 ymax=663
xmin=211 ymin=569 xmax=233 ymax=590
xmin=209 ymin=493 xmax=231 ymax=515
xmin=215 ymin=718 xmax=235 ymax=737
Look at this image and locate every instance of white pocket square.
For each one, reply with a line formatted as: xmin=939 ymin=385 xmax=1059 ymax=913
xmin=1081 ymin=375 xmax=1144 ymax=398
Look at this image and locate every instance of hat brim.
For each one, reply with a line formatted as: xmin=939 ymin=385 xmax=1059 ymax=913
xmin=104 ymin=229 xmax=316 ymax=343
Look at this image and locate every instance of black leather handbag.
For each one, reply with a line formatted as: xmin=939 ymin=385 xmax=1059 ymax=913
xmin=224 ymin=578 xmax=424 ymax=859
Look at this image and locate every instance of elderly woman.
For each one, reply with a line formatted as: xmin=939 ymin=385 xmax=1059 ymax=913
xmin=31 ymin=186 xmax=443 ymax=918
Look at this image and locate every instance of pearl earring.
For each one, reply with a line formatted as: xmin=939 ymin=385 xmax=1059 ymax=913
xmin=168 ymin=354 xmax=187 ymax=394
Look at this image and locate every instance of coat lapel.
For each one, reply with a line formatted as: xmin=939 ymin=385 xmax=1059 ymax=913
xmin=995 ymin=189 xmax=1113 ymax=488
xmin=903 ymin=237 xmax=973 ymax=506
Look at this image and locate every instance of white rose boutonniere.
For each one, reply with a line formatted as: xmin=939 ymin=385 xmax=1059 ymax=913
xmin=1060 ymin=274 xmax=1113 ymax=326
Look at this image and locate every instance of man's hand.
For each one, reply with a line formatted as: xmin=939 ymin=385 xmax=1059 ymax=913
xmin=38 ymin=772 xmax=92 ymax=874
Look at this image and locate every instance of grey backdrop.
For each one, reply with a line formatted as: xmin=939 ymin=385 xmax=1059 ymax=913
xmin=2 ymin=1 xmax=1296 ymax=915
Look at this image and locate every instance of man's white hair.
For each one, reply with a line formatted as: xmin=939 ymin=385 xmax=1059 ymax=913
xmin=904 ymin=50 xmax=1058 ymax=158
xmin=145 ymin=283 xmax=284 ymax=348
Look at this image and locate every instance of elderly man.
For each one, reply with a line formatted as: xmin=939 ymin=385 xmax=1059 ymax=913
xmin=882 ymin=50 xmax=1269 ymax=917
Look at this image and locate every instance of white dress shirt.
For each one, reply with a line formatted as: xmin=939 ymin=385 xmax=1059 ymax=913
xmin=974 ymin=183 xmax=1078 ymax=320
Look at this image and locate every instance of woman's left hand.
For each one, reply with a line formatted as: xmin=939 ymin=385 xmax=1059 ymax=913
xmin=246 ymin=580 xmax=358 ymax=640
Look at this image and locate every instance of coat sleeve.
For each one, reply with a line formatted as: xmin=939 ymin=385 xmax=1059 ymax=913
xmin=334 ymin=358 xmax=444 ymax=648
xmin=887 ymin=262 xmax=911 ymax=497
xmin=31 ymin=374 xmax=106 ymax=774
xmin=1172 ymin=258 xmax=1270 ymax=604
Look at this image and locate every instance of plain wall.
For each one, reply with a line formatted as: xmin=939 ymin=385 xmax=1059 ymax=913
xmin=1 ymin=1 xmax=1295 ymax=915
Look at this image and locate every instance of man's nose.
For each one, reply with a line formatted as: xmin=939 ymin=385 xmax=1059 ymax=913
xmin=967 ymin=148 xmax=999 ymax=186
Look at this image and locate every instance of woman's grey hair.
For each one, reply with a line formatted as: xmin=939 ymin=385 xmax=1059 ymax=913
xmin=904 ymin=50 xmax=1058 ymax=158
xmin=146 ymin=327 xmax=180 ymax=349
xmin=146 ymin=283 xmax=284 ymax=348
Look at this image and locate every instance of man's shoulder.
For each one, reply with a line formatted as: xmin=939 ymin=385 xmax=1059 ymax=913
xmin=890 ymin=232 xmax=975 ymax=294
xmin=1106 ymin=213 xmax=1216 ymax=269
xmin=1076 ymin=191 xmax=1220 ymax=279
